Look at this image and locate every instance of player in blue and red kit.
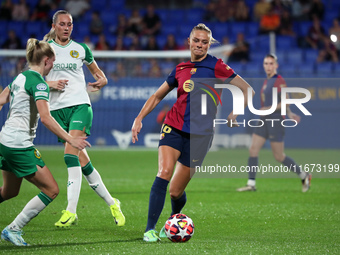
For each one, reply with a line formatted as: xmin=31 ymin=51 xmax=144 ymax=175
xmin=131 ymin=23 xmax=254 ymax=242
xmin=237 ymin=53 xmax=311 ymax=192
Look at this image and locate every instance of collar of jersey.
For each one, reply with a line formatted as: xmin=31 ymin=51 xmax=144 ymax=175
xmin=51 ymin=39 xmax=73 ymax=48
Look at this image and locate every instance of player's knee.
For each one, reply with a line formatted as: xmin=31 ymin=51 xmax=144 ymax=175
xmin=249 ymin=146 xmax=259 ymax=157
xmin=2 ymin=190 xmax=19 ymax=200
xmin=169 ymin=188 xmax=182 ymax=200
xmin=46 ymin=185 xmax=59 ymax=200
xmin=157 ymin=166 xmax=173 ymax=180
xmin=274 ymin=154 xmax=285 ymax=162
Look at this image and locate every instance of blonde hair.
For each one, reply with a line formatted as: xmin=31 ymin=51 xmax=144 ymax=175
xmin=43 ymin=10 xmax=72 ymax=42
xmin=26 ymin=38 xmax=55 ymax=66
xmin=189 ymin=23 xmax=219 ymax=45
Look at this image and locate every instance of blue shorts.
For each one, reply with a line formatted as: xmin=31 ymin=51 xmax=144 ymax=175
xmin=158 ymin=124 xmax=213 ymax=167
xmin=253 ymin=117 xmax=285 ymax=142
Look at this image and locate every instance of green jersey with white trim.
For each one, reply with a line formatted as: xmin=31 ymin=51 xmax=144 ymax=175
xmin=0 ymin=70 xmax=50 ymax=148
xmin=46 ymin=39 xmax=93 ymax=111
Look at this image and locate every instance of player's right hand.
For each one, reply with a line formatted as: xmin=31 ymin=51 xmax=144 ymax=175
xmin=70 ymin=136 xmax=91 ymax=150
xmin=131 ymin=119 xmax=142 ymax=143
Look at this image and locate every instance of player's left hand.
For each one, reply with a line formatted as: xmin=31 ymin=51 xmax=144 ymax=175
xmin=287 ymin=111 xmax=301 ymax=123
xmin=131 ymin=118 xmax=142 ymax=143
xmin=88 ymin=73 xmax=107 ymax=92
xmin=227 ymin=113 xmax=239 ymax=128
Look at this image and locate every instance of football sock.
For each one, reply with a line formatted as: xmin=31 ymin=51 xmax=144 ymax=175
xmin=282 ymin=156 xmax=306 ymax=179
xmin=145 ymin=176 xmax=169 ymax=232
xmin=8 ymin=192 xmax=52 ymax=231
xmin=248 ymin=157 xmax=258 ymax=183
xmin=64 ymin=154 xmax=82 ymax=214
xmin=83 ymin=164 xmax=115 ymax=206
xmin=171 ymin=191 xmax=187 ymax=215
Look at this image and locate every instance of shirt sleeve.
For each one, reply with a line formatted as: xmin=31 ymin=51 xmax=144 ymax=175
xmin=25 ymin=75 xmax=50 ymax=102
xmin=166 ymin=67 xmax=178 ymax=87
xmin=274 ymin=76 xmax=287 ymax=93
xmin=214 ymin=58 xmax=237 ymax=83
xmin=80 ymin=43 xmax=94 ymax=65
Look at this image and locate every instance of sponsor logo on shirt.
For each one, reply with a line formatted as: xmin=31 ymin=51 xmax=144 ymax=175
xmin=70 ymin=50 xmax=79 ymax=58
xmin=36 ymin=83 xmax=47 ymax=90
xmin=53 ymin=63 xmax=77 ymax=70
xmin=183 ymin=79 xmax=194 ymax=92
xmin=35 ymin=91 xmax=48 ymax=97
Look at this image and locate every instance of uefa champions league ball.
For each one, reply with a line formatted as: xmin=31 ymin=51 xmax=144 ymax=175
xmin=164 ymin=213 xmax=194 ymax=242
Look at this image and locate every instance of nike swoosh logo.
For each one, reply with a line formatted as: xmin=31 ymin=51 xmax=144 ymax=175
xmin=61 ymin=217 xmax=71 ymax=224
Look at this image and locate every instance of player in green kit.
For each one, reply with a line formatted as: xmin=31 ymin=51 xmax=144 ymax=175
xmin=0 ymin=38 xmax=90 ymax=246
xmin=43 ymin=10 xmax=125 ymax=228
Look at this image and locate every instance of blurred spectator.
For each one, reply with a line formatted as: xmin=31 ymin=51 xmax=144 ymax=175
xmin=228 ymin=33 xmax=250 ymax=63
xmin=129 ymin=36 xmax=141 ymax=50
xmin=10 ymin=57 xmax=26 ymax=77
xmin=253 ymin=0 xmax=271 ymax=21
xmin=234 ymin=0 xmax=249 ymax=21
xmin=271 ymin=0 xmax=285 ymax=17
xmin=113 ymin=36 xmax=127 ymax=51
xmin=203 ymin=1 xmax=217 ymax=22
xmin=215 ymin=0 xmax=234 ymax=22
xmin=317 ymin=35 xmax=339 ymax=63
xmin=131 ymin=63 xmax=146 ymax=77
xmin=12 ymin=0 xmax=29 ymax=21
xmin=126 ymin=9 xmax=143 ymax=37
xmin=163 ymin=34 xmax=179 ymax=50
xmin=83 ymin=35 xmax=94 ymax=50
xmin=141 ymin=4 xmax=161 ymax=36
xmin=31 ymin=0 xmax=50 ymax=21
xmin=95 ymin=34 xmax=110 ymax=50
xmin=0 ymin=0 xmax=13 ymax=20
xmin=329 ymin=18 xmax=340 ymax=53
xmin=144 ymin=36 xmax=160 ymax=51
xmin=148 ymin=59 xmax=162 ymax=77
xmin=279 ymin=9 xmax=295 ymax=36
xmin=292 ymin=0 xmax=310 ymax=21
xmin=115 ymin=14 xmax=128 ymax=37
xmin=305 ymin=16 xmax=326 ymax=49
xmin=89 ymin=11 xmax=104 ymax=35
xmin=308 ymin=0 xmax=324 ymax=21
xmin=110 ymin=61 xmax=126 ymax=81
xmin=65 ymin=0 xmax=89 ymax=20
xmin=259 ymin=7 xmax=281 ymax=34
xmin=2 ymin=30 xmax=22 ymax=49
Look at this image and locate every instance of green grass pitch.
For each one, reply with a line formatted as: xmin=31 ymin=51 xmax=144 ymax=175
xmin=0 ymin=148 xmax=339 ymax=254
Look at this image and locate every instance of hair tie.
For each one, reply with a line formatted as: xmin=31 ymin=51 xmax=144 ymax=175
xmin=36 ymin=40 xmax=39 ymax=45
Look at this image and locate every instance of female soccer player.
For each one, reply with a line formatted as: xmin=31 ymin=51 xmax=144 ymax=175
xmin=131 ymin=23 xmax=254 ymax=242
xmin=237 ymin=54 xmax=311 ymax=192
xmin=43 ymin=10 xmax=125 ymax=228
xmin=0 ymin=38 xmax=90 ymax=246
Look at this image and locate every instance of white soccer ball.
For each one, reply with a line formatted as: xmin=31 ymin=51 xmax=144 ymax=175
xmin=164 ymin=213 xmax=194 ymax=242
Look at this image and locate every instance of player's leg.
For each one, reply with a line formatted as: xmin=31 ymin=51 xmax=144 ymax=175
xmin=237 ymin=133 xmax=266 ymax=191
xmin=0 ymin=170 xmax=22 ymax=202
xmin=2 ymin=165 xmax=58 ymax=246
xmin=270 ymin=141 xmax=311 ymax=192
xmin=144 ymin=145 xmax=180 ymax=242
xmin=79 ymin=149 xmax=125 ymax=226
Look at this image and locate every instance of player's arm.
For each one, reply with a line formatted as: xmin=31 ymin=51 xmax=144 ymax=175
xmin=228 ymin=75 xmax=255 ymax=127
xmin=87 ymin=60 xmax=108 ymax=92
xmin=131 ymin=81 xmax=173 ymax=143
xmin=0 ymin=87 xmax=10 ymax=111
xmin=46 ymin=80 xmax=68 ymax=91
xmin=36 ymin=99 xmax=91 ymax=150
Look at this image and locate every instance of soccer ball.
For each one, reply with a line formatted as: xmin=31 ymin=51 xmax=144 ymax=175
xmin=164 ymin=213 xmax=194 ymax=242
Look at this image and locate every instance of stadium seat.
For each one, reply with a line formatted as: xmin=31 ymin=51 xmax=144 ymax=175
xmin=213 ymin=24 xmax=229 ymax=41
xmin=298 ymin=21 xmax=312 ymax=36
xmin=316 ymin=62 xmax=334 ymax=76
xmin=90 ymin=0 xmax=107 ymax=12
xmin=185 ymin=9 xmax=203 ymax=24
xmin=298 ymin=63 xmax=315 ymax=76
xmin=276 ymin=36 xmax=294 ymax=49
xmin=304 ymin=49 xmax=318 ymax=63
xmin=24 ymin=21 xmax=43 ymax=38
xmin=279 ymin=64 xmax=298 ymax=77
xmin=230 ymin=22 xmax=247 ymax=35
xmin=0 ymin=21 xmax=8 ymax=38
xmin=247 ymin=22 xmax=259 ymax=38
xmin=286 ymin=49 xmax=304 ymax=64
xmin=7 ymin=21 xmax=24 ymax=36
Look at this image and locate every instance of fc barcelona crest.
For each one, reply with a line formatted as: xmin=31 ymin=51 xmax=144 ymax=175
xmin=190 ymin=68 xmax=197 ymax=75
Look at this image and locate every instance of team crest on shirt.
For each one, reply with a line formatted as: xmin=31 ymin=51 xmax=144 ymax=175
xmin=183 ymin=79 xmax=194 ymax=92
xmin=70 ymin=50 xmax=79 ymax=58
xmin=34 ymin=148 xmax=42 ymax=159
xmin=226 ymin=65 xmax=230 ymax=70
xmin=190 ymin=68 xmax=197 ymax=74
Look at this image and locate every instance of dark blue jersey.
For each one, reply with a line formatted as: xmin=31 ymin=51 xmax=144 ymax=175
xmin=164 ymin=54 xmax=237 ymax=135
xmin=261 ymin=74 xmax=286 ymax=118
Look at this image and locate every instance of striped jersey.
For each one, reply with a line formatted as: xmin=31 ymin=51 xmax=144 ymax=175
xmin=0 ymin=70 xmax=49 ymax=148
xmin=45 ymin=39 xmax=94 ymax=111
xmin=164 ymin=54 xmax=237 ymax=135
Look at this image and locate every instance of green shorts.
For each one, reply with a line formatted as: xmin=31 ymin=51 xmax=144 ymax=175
xmin=51 ymin=104 xmax=93 ymax=143
xmin=0 ymin=143 xmax=45 ymax=178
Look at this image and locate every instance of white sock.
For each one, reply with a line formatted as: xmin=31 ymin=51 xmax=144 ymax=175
xmin=66 ymin=166 xmax=82 ymax=214
xmin=8 ymin=195 xmax=46 ymax=231
xmin=247 ymin=179 xmax=256 ymax=186
xmin=84 ymin=169 xmax=114 ymax=206
xmin=299 ymin=171 xmax=307 ymax=180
